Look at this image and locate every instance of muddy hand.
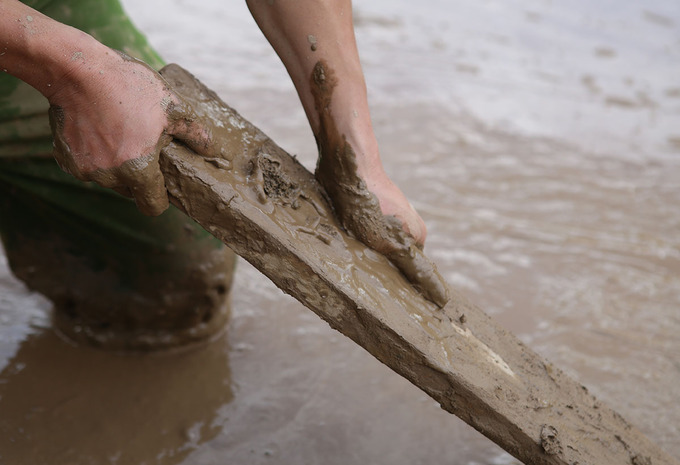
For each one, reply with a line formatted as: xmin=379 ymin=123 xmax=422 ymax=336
xmin=320 ymin=168 xmax=450 ymax=308
xmin=312 ymin=62 xmax=449 ymax=307
xmin=382 ymin=217 xmax=450 ymax=307
xmin=315 ymin=139 xmax=450 ymax=307
xmin=309 ymin=60 xmax=449 ymax=306
xmin=50 ymin=106 xmax=170 ymax=216
xmin=47 ymin=51 xmax=213 ymax=216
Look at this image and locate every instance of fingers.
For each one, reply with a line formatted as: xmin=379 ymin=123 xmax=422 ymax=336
xmin=382 ymin=216 xmax=450 ymax=308
xmin=165 ymin=95 xmax=215 ymax=157
xmin=51 ymin=103 xmax=171 ymax=217
xmin=124 ymin=136 xmax=172 ymax=216
xmin=128 ymin=155 xmax=170 ymax=216
xmin=388 ymin=244 xmax=450 ymax=308
xmin=399 ymin=202 xmax=427 ymax=247
xmin=88 ymin=145 xmax=171 ymax=217
xmin=47 ymin=57 xmax=175 ymax=217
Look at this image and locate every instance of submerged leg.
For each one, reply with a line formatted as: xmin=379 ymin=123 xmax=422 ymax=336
xmin=0 ymin=0 xmax=237 ymax=349
xmin=0 ymin=157 xmax=236 ymax=349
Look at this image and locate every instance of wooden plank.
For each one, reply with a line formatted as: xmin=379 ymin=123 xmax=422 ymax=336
xmin=158 ymin=64 xmax=678 ymax=465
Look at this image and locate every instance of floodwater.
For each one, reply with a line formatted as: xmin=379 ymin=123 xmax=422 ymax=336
xmin=1 ymin=0 xmax=679 ymax=463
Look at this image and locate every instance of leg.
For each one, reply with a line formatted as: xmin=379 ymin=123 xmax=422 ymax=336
xmin=0 ymin=0 xmax=237 ymax=349
xmin=0 ymin=158 xmax=236 ymax=349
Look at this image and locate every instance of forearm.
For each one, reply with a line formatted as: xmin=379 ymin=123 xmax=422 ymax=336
xmin=0 ymin=0 xmax=109 ymax=100
xmin=246 ymin=0 xmax=371 ymax=141
xmin=247 ymin=0 xmax=438 ymax=294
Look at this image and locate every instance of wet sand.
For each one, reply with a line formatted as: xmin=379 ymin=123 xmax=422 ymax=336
xmin=1 ymin=0 xmax=679 ymax=463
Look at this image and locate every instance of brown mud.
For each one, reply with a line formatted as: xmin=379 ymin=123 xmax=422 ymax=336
xmin=50 ymin=105 xmax=170 ymax=217
xmin=0 ymin=329 xmax=233 ymax=464
xmin=47 ymin=53 xmax=176 ymax=218
xmin=155 ymin=64 xmax=678 ymax=465
xmin=47 ymin=52 xmax=213 ymax=218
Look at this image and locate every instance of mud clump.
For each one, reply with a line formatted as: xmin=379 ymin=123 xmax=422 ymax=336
xmin=255 ymin=151 xmax=301 ymax=207
xmin=540 ymin=424 xmax=562 ymax=456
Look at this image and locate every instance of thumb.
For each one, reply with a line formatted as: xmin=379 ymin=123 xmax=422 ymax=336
xmin=126 ymin=138 xmax=171 ymax=217
xmin=165 ymin=95 xmax=215 ymax=157
xmin=88 ymin=138 xmax=171 ymax=217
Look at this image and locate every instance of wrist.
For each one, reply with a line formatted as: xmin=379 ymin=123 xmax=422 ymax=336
xmin=33 ymin=27 xmax=112 ymax=101
xmin=0 ymin=3 xmax=110 ymax=100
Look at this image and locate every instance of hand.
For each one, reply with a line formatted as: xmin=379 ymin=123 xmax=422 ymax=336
xmin=353 ymin=152 xmax=427 ymax=246
xmin=48 ymin=50 xmax=211 ymax=216
xmin=309 ymin=60 xmax=449 ymax=307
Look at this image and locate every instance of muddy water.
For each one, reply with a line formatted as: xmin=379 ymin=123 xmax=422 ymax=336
xmin=1 ymin=0 xmax=679 ymax=463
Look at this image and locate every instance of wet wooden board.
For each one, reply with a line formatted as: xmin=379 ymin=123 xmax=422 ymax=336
xmin=158 ymin=64 xmax=678 ymax=465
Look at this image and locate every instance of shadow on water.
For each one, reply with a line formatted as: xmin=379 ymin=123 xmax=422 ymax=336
xmin=0 ymin=329 xmax=233 ymax=465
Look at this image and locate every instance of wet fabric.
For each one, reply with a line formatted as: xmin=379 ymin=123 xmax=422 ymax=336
xmin=0 ymin=0 xmax=233 ymax=324
xmin=0 ymin=157 xmax=224 ymax=284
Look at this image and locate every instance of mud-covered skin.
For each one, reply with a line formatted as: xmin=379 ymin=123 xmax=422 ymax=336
xmin=156 ymin=63 xmax=445 ymax=321
xmin=310 ymin=60 xmax=449 ymax=307
xmin=48 ymin=52 xmax=205 ymax=217
xmin=50 ymin=110 xmax=171 ymax=215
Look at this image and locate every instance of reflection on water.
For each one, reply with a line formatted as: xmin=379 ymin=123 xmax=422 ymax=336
xmin=0 ymin=0 xmax=679 ymax=463
xmin=0 ymin=328 xmax=232 ymax=464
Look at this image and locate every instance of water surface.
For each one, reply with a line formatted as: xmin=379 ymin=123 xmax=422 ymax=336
xmin=1 ymin=0 xmax=678 ymax=463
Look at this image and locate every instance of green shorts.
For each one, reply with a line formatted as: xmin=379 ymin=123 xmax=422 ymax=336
xmin=0 ymin=0 xmax=236 ymax=348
